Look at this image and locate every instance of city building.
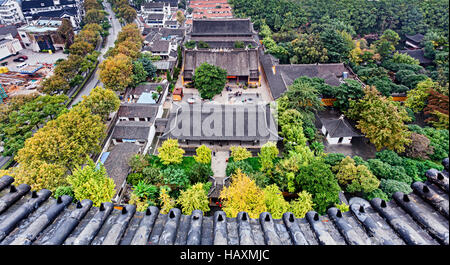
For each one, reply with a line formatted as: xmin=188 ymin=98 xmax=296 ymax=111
xmin=21 ymin=0 xmax=83 ymax=28
xmin=0 ymin=0 xmax=26 ymax=25
xmin=0 ymin=25 xmax=23 ymax=60
xmin=17 ymin=17 xmax=65 ymax=52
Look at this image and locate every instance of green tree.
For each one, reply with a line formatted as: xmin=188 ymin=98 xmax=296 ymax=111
xmin=295 ymin=158 xmax=341 ymax=214
xmin=138 ymin=53 xmax=157 ymax=79
xmin=230 ymin=146 xmax=252 ymax=161
xmin=258 ymin=141 xmax=279 ymax=174
xmin=57 ymin=18 xmax=74 ymax=48
xmin=78 ymin=86 xmax=120 ymax=121
xmin=219 ymin=169 xmax=267 ymax=219
xmin=157 ymin=139 xmax=185 ymax=165
xmin=99 ymin=53 xmax=133 ymax=91
xmin=290 ymin=33 xmax=328 ymax=64
xmin=346 ymin=86 xmax=412 ymax=152
xmin=193 ymin=62 xmax=227 ymax=99
xmin=289 ymin=190 xmax=315 ymax=218
xmin=194 ymin=145 xmax=212 ymax=164
xmin=67 ymin=159 xmax=115 ymax=207
xmin=263 ymin=184 xmax=290 ymax=219
xmin=177 ymin=183 xmax=210 ymax=215
xmin=332 ymin=156 xmax=380 ymax=194
xmin=131 ymin=61 xmax=148 ymax=87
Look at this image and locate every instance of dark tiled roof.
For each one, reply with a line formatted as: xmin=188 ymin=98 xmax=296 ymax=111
xmin=259 ymin=51 xmax=286 ymax=99
xmin=31 ymin=7 xmax=78 ymax=20
xmin=0 ymin=159 xmax=448 ymax=245
xmin=399 ymin=49 xmax=432 ymax=65
xmin=191 ymin=19 xmax=253 ymax=36
xmin=153 ymin=0 xmax=178 ymax=7
xmin=405 ymin=34 xmax=425 ymax=44
xmin=22 ymin=0 xmax=76 ymax=12
xmin=147 ymin=13 xmax=164 ymax=20
xmin=161 ymin=103 xmax=280 ymax=142
xmin=320 ymin=116 xmax=361 ymax=138
xmin=103 ymin=143 xmax=142 ymax=196
xmin=143 ymin=2 xmax=166 ymax=8
xmin=112 ymin=121 xmax=152 ymax=141
xmin=143 ymin=27 xmax=185 ymax=40
xmin=117 ymin=103 xmax=159 ymax=121
xmin=133 ymin=82 xmax=167 ymax=96
xmin=0 ymin=25 xmax=18 ymax=37
xmin=260 ymin=50 xmax=355 ymax=100
xmin=150 ymin=40 xmax=170 ymax=52
xmin=184 ymin=49 xmax=259 ymax=77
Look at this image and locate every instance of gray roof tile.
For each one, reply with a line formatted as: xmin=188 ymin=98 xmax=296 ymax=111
xmin=0 ymin=158 xmax=448 ymax=245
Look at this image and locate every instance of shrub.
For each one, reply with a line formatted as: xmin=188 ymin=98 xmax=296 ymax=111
xmin=226 ymin=160 xmax=254 ymax=176
xmin=230 ymin=146 xmax=252 ymax=161
xmin=258 ymin=141 xmax=279 ymax=174
xmin=194 ymin=145 xmax=212 ymax=164
xmin=159 ymin=187 xmax=176 ymax=214
xmin=161 ymin=166 xmax=189 ymax=189
xmin=376 ymin=150 xmax=403 ymax=166
xmin=219 ymin=169 xmax=267 ymax=219
xmin=334 ymin=202 xmax=350 ymax=213
xmin=129 ymin=154 xmax=148 ymax=173
xmin=189 ymin=162 xmax=213 ymax=184
xmin=132 ymin=180 xmax=159 ymax=199
xmin=67 ymin=159 xmax=115 ymax=207
xmin=263 ymin=184 xmax=290 ymax=219
xmin=379 ymin=179 xmax=412 ymax=199
xmin=364 ymin=188 xmax=389 ymax=201
xmin=157 ymin=139 xmax=185 ymax=165
xmin=333 ymin=156 xmax=379 ymax=193
xmin=127 ymin=172 xmax=145 ymax=186
xmin=289 ymin=190 xmax=315 ymax=218
xmin=177 ymin=183 xmax=210 ymax=215
xmin=404 ymin=133 xmax=434 ymax=160
xmin=142 ymin=167 xmax=162 ymax=184
xmin=54 ymin=185 xmax=74 ymax=199
xmin=323 ymin=153 xmax=346 ymax=167
xmin=295 ymin=158 xmax=341 ymax=214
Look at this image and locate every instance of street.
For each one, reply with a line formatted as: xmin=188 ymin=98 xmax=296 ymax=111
xmin=68 ymin=1 xmax=122 ymax=107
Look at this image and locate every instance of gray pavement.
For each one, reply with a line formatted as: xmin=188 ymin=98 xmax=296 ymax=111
xmin=68 ymin=1 xmax=122 ymax=107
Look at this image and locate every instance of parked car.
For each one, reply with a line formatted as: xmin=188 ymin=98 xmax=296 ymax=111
xmin=13 ymin=57 xmax=25 ymax=62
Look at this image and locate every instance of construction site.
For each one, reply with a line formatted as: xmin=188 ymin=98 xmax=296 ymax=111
xmin=0 ymin=63 xmax=54 ymax=103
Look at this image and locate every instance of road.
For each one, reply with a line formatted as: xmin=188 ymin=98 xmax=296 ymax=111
xmin=68 ymin=1 xmax=122 ymax=107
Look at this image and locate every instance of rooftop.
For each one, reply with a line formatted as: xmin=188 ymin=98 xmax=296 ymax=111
xmin=191 ymin=19 xmax=254 ymax=36
xmin=112 ymin=120 xmax=152 ymax=141
xmin=103 ymin=143 xmax=142 ymax=196
xmin=117 ymin=103 xmax=160 ymax=121
xmin=399 ymin=49 xmax=432 ymax=65
xmin=0 ymin=158 xmax=447 ymax=245
xmin=259 ymin=51 xmax=357 ymax=99
xmin=161 ymin=103 xmax=279 ymax=142
xmin=184 ymin=49 xmax=259 ymax=78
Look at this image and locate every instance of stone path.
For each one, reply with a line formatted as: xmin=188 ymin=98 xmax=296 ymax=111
xmin=211 ymin=150 xmax=229 ymax=178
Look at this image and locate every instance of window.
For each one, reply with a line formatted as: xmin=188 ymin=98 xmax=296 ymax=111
xmin=338 ymin=137 xmax=343 ymax=143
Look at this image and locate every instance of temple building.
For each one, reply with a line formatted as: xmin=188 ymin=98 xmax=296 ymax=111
xmin=182 ymin=18 xmax=261 ymax=86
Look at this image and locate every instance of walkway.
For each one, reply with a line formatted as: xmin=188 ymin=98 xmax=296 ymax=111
xmin=68 ymin=1 xmax=122 ymax=107
xmin=211 ymin=150 xmax=229 ymax=178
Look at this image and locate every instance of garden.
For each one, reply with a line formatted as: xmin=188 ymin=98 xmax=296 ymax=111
xmin=125 ymin=140 xmax=214 ymax=215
